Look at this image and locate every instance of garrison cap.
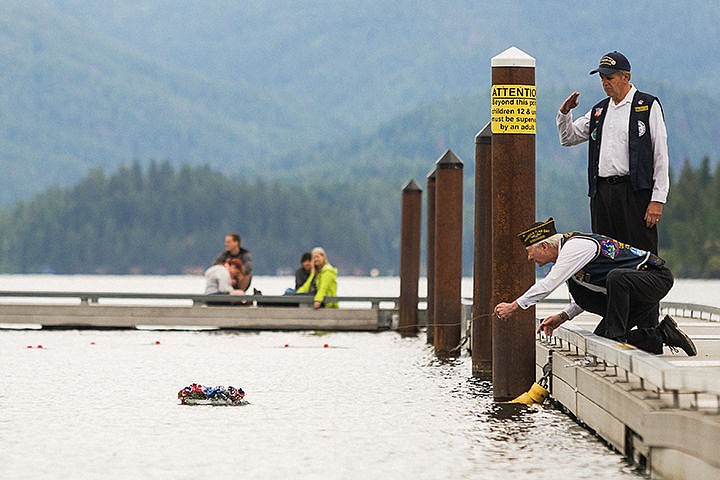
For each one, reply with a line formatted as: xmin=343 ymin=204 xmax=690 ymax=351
xmin=517 ymin=218 xmax=557 ymax=247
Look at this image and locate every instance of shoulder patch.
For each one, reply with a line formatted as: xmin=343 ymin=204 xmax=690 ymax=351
xmin=599 ymin=239 xmax=620 ymax=259
xmin=638 ymin=120 xmax=646 ymax=137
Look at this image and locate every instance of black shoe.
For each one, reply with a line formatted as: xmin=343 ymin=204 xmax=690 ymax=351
xmin=659 ymin=315 xmax=697 ymax=356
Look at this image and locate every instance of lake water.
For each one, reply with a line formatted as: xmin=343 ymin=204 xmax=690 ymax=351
xmin=3 ymin=274 xmax=716 ymax=479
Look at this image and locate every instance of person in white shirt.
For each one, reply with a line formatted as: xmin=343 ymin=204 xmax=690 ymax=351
xmin=204 ymin=258 xmax=246 ymax=305
xmin=557 ymin=51 xmax=669 ymax=254
xmin=494 ymin=218 xmax=696 ymax=356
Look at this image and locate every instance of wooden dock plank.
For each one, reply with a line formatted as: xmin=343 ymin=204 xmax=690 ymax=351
xmin=0 ymin=304 xmax=381 ymax=330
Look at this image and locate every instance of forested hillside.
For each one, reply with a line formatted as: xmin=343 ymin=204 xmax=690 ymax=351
xmin=0 ymin=156 xmax=714 ymax=276
xmin=663 ymin=158 xmax=720 ymax=277
xmin=0 ymin=163 xmax=395 ymax=275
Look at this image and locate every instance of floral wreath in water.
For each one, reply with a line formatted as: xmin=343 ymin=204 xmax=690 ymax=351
xmin=178 ymin=383 xmax=247 ymax=405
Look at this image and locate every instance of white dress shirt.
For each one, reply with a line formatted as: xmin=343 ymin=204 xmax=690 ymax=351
xmin=516 ymin=237 xmax=599 ymax=319
xmin=556 ymin=85 xmax=670 ymax=204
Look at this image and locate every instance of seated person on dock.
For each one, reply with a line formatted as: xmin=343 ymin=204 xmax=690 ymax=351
xmin=284 ymin=252 xmax=315 ymax=296
xmin=204 ymin=258 xmax=246 ymax=304
xmin=213 ymin=232 xmax=253 ymax=291
xmin=493 ymin=218 xmax=696 ymax=356
xmin=309 ymin=247 xmax=338 ymax=309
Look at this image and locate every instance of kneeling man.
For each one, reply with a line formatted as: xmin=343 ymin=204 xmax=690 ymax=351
xmin=494 ymin=218 xmax=696 ymax=356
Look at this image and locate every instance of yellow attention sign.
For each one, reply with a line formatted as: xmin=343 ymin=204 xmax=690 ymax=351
xmin=491 ymin=84 xmax=536 ymax=134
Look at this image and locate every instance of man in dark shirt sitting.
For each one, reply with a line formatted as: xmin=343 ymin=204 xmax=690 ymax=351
xmin=214 ymin=232 xmax=253 ymax=290
xmin=295 ymin=252 xmax=313 ymax=291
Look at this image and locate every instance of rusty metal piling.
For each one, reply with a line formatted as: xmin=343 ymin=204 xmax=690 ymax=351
xmin=425 ymin=169 xmax=436 ymax=345
xmin=472 ymin=123 xmax=493 ymax=378
xmin=433 ymin=150 xmax=463 ymax=357
xmin=399 ymin=179 xmax=422 ymax=336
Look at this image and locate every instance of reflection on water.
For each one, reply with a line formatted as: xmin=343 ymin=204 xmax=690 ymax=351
xmin=1 ymin=329 xmax=643 ymax=479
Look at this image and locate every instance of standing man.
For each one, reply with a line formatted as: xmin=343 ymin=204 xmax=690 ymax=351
xmin=557 ymin=51 xmax=669 ymax=254
xmin=494 ymin=218 xmax=696 ymax=356
xmin=214 ymin=232 xmax=253 ymax=290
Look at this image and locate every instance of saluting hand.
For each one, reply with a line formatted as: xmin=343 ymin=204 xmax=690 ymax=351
xmin=559 ymin=91 xmax=580 ymax=114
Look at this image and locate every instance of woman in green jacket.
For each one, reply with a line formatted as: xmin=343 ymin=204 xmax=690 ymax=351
xmin=310 ymin=247 xmax=338 ymax=308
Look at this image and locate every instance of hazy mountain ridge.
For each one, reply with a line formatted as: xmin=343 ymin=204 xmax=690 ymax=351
xmin=1 ymin=0 xmax=718 ymax=204
xmin=0 ymin=2 xmax=309 ymax=202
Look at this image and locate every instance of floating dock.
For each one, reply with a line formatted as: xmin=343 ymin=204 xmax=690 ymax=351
xmin=0 ymin=291 xmax=404 ymax=331
xmin=533 ymin=300 xmax=720 ymax=480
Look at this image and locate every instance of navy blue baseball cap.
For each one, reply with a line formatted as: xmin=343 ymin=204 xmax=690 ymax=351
xmin=589 ymin=51 xmax=631 ymax=75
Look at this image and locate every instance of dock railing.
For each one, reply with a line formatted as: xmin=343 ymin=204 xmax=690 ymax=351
xmin=660 ymin=301 xmax=720 ymax=322
xmin=0 ymin=290 xmax=408 ymax=310
xmin=537 ymin=299 xmax=720 ymax=411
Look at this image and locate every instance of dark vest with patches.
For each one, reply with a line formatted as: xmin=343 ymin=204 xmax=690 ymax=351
xmin=587 ymin=90 xmax=658 ymax=197
xmin=562 ymin=232 xmax=653 ymax=315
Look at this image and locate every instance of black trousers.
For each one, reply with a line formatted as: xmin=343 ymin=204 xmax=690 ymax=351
xmin=590 ymin=266 xmax=674 ymax=354
xmin=591 ymin=178 xmax=658 ymax=254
